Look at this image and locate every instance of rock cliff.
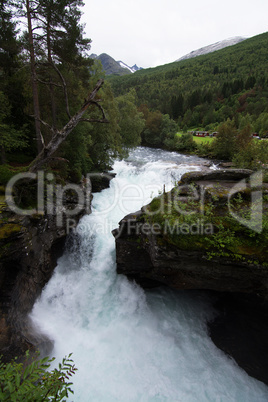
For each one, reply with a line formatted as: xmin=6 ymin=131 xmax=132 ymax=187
xmin=112 ymin=168 xmax=268 ymax=385
xmin=0 ymin=183 xmax=90 ymax=361
xmin=113 ymin=169 xmax=268 ymax=296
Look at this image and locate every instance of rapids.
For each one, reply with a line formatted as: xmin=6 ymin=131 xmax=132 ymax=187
xmin=30 ymin=147 xmax=268 ymax=401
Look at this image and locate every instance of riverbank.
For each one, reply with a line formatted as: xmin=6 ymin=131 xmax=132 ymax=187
xmin=0 ymin=178 xmax=91 ymax=361
xmin=29 ymin=148 xmax=268 ymax=399
xmin=113 ymin=165 xmax=268 ymax=385
xmin=1 ymin=147 xmax=268 ymax=398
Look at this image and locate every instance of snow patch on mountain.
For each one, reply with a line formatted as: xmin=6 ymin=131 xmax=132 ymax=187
xmin=176 ymin=37 xmax=246 ymax=61
xmin=118 ymin=61 xmax=142 ymax=73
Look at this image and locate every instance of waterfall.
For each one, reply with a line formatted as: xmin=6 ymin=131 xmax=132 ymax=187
xmin=30 ymin=147 xmax=268 ymax=401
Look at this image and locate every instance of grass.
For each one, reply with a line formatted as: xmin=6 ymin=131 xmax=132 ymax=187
xmin=175 ymin=132 xmax=215 ymax=144
xmin=192 ymin=136 xmax=215 ymax=144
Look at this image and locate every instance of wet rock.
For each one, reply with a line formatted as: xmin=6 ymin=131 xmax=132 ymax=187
xmin=90 ymin=172 xmax=116 ymax=193
xmin=180 ymin=168 xmax=254 ymax=183
xmin=113 ymin=212 xmax=268 ymax=295
xmin=113 ymin=168 xmax=268 ymax=385
xmin=217 ymin=162 xmax=235 ymax=168
xmin=0 ymin=183 xmax=90 ymax=361
xmin=208 ymin=292 xmax=268 ymax=386
xmin=113 ymin=169 xmax=268 ymax=296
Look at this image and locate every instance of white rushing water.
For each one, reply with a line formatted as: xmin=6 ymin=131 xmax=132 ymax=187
xmin=30 ymin=147 xmax=268 ymax=401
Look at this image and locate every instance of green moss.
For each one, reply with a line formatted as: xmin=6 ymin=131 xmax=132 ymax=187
xmin=0 ymin=195 xmax=6 ymax=211
xmin=144 ymin=186 xmax=268 ymax=265
xmin=0 ymin=223 xmax=22 ymax=240
xmin=163 ymin=232 xmax=209 ymax=251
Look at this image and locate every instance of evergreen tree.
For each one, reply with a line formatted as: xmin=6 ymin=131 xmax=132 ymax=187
xmin=212 ymin=119 xmax=237 ymax=160
xmin=0 ymin=0 xmax=31 ymax=159
xmin=13 ymin=0 xmax=93 ymax=153
xmin=0 ymin=0 xmax=20 ymax=75
xmin=233 ymin=123 xmax=256 ymax=168
xmin=142 ymin=110 xmax=163 ymax=146
xmin=30 ymin=0 xmax=92 ymax=129
xmin=254 ymin=112 xmax=268 ymax=137
xmin=0 ymin=91 xmax=28 ymax=163
xmin=170 ymin=94 xmax=184 ymax=120
xmin=116 ymin=89 xmax=145 ymax=147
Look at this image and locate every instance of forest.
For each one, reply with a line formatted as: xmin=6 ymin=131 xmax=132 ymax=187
xmin=0 ymin=0 xmax=145 ymax=185
xmin=109 ymin=31 xmax=268 ymax=131
xmin=109 ymin=32 xmax=268 ymax=168
xmin=1 ymin=0 xmax=268 ymax=187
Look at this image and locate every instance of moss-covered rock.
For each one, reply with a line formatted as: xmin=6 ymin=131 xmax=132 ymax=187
xmin=113 ymin=169 xmax=268 ymax=296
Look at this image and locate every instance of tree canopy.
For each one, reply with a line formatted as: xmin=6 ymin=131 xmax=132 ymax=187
xmin=0 ymin=0 xmax=143 ymax=183
xmin=109 ymin=32 xmax=268 ymax=136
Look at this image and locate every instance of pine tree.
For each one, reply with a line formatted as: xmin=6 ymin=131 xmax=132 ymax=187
xmin=0 ymin=0 xmax=30 ymax=162
xmin=12 ymin=0 xmax=93 ymax=154
xmin=27 ymin=0 xmax=92 ymax=128
xmin=0 ymin=0 xmax=20 ymax=74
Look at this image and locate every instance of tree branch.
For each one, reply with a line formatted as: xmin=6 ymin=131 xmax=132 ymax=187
xmin=80 ymin=100 xmax=108 ymax=123
xmin=50 ymin=62 xmax=71 ymax=119
xmin=80 ymin=118 xmax=109 ymax=123
xmin=28 ymin=79 xmax=105 ymax=173
xmin=37 ymin=78 xmax=62 ymax=88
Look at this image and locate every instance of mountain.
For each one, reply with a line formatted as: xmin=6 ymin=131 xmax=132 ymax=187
xmin=118 ymin=61 xmax=141 ymax=74
xmin=109 ymin=31 xmax=268 ymax=133
xmin=90 ymin=53 xmax=142 ymax=76
xmin=176 ymin=36 xmax=246 ymax=61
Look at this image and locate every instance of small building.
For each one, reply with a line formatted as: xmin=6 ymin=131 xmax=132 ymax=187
xmin=195 ymin=131 xmax=210 ymax=137
xmin=252 ymin=133 xmax=260 ymax=139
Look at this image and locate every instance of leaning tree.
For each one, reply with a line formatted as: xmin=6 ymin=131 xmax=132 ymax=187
xmin=9 ymin=0 xmax=108 ymax=170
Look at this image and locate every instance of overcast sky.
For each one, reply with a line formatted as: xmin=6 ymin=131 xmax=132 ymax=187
xmin=81 ymin=0 xmax=268 ymax=69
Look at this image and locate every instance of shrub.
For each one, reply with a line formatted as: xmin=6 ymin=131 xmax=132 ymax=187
xmin=175 ymin=133 xmax=197 ymax=152
xmin=0 ymin=351 xmax=77 ymax=401
xmin=211 ymin=119 xmax=237 ymax=160
xmin=0 ymin=165 xmax=16 ymax=185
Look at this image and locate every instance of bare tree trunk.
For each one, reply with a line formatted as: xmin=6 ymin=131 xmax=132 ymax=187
xmin=47 ymin=19 xmax=57 ymax=129
xmin=0 ymin=146 xmax=6 ymax=165
xmin=26 ymin=0 xmax=43 ymax=154
xmin=29 ymin=79 xmax=107 ymax=173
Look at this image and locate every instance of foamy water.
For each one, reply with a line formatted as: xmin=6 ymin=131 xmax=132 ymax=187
xmin=30 ymin=147 xmax=268 ymax=401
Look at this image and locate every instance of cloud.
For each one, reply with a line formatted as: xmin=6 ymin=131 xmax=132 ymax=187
xmin=82 ymin=0 xmax=268 ymax=68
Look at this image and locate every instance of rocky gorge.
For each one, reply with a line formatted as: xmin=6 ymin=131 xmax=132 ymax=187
xmin=1 ymin=159 xmax=268 ymax=392
xmin=0 ymin=170 xmax=120 ymax=361
xmin=113 ymin=169 xmax=268 ymax=294
xmin=113 ymin=168 xmax=268 ymax=385
xmin=0 ymin=180 xmax=92 ymax=362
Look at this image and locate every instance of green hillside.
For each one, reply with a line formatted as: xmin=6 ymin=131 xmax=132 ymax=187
xmin=108 ymin=32 xmax=268 ymax=132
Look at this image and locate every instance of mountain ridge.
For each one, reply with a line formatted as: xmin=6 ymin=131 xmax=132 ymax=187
xmin=90 ymin=53 xmax=142 ymax=76
xmin=176 ymin=36 xmax=246 ymax=61
xmin=108 ymin=31 xmax=268 ymax=136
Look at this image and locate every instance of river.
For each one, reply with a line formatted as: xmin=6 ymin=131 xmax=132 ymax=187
xmin=30 ymin=147 xmax=268 ymax=401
